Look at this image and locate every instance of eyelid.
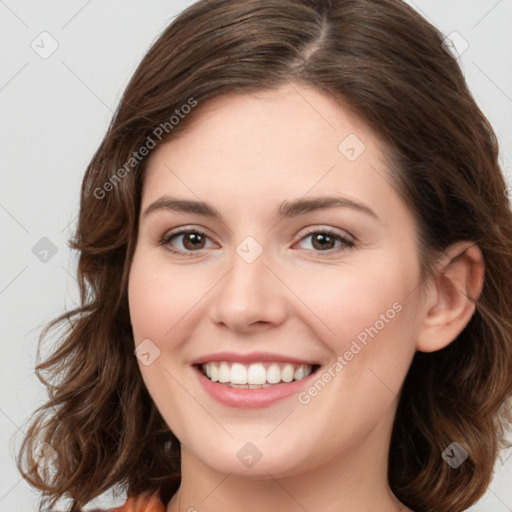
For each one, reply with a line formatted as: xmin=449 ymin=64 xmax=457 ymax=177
xmin=291 ymin=226 xmax=355 ymax=254
xmin=294 ymin=225 xmax=355 ymax=243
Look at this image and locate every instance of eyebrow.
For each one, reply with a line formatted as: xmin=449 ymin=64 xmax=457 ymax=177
xmin=142 ymin=195 xmax=379 ymax=220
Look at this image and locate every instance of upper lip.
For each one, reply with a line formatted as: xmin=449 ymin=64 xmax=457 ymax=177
xmin=191 ymin=351 xmax=319 ymax=366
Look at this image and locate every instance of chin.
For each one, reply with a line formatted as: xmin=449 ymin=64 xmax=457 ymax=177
xmin=182 ymin=434 xmax=318 ymax=479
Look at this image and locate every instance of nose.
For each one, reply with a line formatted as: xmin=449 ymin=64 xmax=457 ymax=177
xmin=208 ymin=245 xmax=289 ymax=333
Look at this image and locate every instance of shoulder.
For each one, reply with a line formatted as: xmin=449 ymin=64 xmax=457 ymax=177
xmin=88 ymin=489 xmax=166 ymax=512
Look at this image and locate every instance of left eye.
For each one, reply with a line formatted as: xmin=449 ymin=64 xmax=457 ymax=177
xmin=295 ymin=230 xmax=354 ymax=252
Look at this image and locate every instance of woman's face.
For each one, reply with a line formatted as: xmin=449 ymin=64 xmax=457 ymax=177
xmin=128 ymin=83 xmax=425 ymax=478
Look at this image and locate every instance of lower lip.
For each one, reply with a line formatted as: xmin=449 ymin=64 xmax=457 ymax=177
xmin=194 ymin=365 xmax=318 ymax=409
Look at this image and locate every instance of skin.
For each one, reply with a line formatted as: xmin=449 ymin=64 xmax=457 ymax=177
xmin=127 ymin=83 xmax=484 ymax=512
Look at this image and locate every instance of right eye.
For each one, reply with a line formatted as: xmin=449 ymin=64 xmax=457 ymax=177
xmin=160 ymin=228 xmax=217 ymax=257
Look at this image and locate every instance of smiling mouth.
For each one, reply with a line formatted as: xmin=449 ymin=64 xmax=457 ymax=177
xmin=197 ymin=361 xmax=321 ymax=389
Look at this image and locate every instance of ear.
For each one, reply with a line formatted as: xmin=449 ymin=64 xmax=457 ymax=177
xmin=416 ymin=241 xmax=485 ymax=353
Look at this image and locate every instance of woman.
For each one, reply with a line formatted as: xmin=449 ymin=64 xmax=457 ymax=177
xmin=16 ymin=1 xmax=512 ymax=511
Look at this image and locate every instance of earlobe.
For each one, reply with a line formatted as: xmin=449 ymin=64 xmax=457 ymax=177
xmin=416 ymin=242 xmax=485 ymax=353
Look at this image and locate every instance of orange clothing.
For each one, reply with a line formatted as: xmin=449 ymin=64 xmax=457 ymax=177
xmin=89 ymin=490 xmax=166 ymax=512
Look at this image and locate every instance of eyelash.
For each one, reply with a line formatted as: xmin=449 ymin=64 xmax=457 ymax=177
xmin=159 ymin=227 xmax=355 ymax=258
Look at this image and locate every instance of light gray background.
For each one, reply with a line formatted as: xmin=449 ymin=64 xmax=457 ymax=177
xmin=1 ymin=1 xmax=511 ymax=511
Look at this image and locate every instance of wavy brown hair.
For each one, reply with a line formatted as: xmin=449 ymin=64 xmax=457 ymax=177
xmin=16 ymin=0 xmax=512 ymax=511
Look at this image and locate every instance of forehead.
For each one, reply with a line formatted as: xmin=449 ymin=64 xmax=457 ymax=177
xmin=165 ymin=84 xmax=373 ymax=165
xmin=141 ymin=84 xmax=404 ymax=225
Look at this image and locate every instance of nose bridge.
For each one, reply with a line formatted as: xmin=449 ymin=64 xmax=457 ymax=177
xmin=209 ymin=235 xmax=288 ymax=330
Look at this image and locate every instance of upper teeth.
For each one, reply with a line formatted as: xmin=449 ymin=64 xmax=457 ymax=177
xmin=202 ymin=361 xmax=313 ymax=386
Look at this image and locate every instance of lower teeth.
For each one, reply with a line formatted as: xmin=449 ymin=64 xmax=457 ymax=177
xmin=225 ymin=383 xmax=274 ymax=389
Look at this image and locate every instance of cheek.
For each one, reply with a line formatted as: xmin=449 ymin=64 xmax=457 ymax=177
xmin=290 ymin=266 xmax=417 ymax=432
xmin=289 ymin=254 xmax=418 ymax=349
xmin=127 ymin=251 xmax=205 ymax=434
xmin=287 ymin=251 xmax=420 ymax=410
xmin=128 ymin=252 xmax=211 ymax=343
